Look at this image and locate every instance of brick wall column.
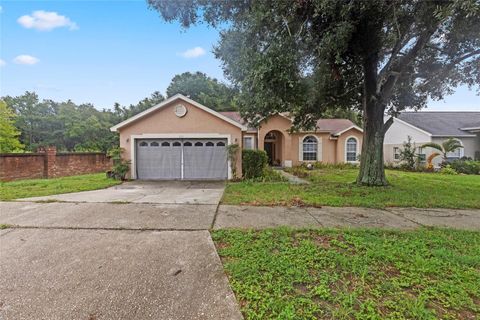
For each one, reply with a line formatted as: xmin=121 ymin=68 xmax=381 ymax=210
xmin=38 ymin=146 xmax=57 ymax=178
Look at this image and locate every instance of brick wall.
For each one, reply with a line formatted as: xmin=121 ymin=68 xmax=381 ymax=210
xmin=0 ymin=146 xmax=113 ymax=182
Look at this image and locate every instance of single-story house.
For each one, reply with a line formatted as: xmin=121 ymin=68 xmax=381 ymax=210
xmin=384 ymin=112 xmax=480 ymax=165
xmin=110 ymin=94 xmax=363 ymax=180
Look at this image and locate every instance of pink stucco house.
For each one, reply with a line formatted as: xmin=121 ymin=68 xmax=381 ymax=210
xmin=110 ymin=94 xmax=363 ymax=180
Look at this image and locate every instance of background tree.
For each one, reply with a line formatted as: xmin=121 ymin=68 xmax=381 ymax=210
xmin=148 ymin=0 xmax=480 ymax=186
xmin=166 ymin=71 xmax=237 ymax=111
xmin=0 ymin=100 xmax=24 ymax=153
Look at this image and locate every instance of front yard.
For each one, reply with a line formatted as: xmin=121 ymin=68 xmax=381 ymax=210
xmin=0 ymin=173 xmax=121 ymax=200
xmin=213 ymin=228 xmax=480 ymax=320
xmin=222 ymin=167 xmax=480 ymax=208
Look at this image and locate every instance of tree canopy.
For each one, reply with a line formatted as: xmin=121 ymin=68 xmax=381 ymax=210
xmin=148 ymin=0 xmax=480 ymax=185
xmin=166 ymin=71 xmax=237 ymax=111
xmin=0 ymin=71 xmax=235 ymax=152
xmin=0 ymin=100 xmax=24 ymax=153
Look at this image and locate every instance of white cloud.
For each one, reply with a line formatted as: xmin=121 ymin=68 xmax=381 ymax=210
xmin=17 ymin=10 xmax=78 ymax=31
xmin=0 ymin=59 xmax=5 ymax=67
xmin=180 ymin=46 xmax=206 ymax=58
xmin=13 ymin=55 xmax=40 ymax=65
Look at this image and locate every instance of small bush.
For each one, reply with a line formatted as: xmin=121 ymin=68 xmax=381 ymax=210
xmin=107 ymin=147 xmax=130 ymax=180
xmin=242 ymin=149 xmax=268 ymax=179
xmin=450 ymin=160 xmax=480 ymax=175
xmin=249 ymin=167 xmax=288 ymax=182
xmin=439 ymin=165 xmax=458 ymax=175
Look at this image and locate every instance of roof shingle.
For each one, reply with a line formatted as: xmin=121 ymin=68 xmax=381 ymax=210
xmin=398 ymin=112 xmax=480 ymax=136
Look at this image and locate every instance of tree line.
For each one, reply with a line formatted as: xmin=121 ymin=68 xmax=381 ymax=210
xmin=0 ymin=72 xmax=238 ymax=153
xmin=1 ymin=70 xmax=362 ymax=154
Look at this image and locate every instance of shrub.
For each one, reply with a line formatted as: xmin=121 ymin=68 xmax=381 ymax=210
xmin=248 ymin=167 xmax=288 ymax=182
xmin=107 ymin=147 xmax=130 ymax=180
xmin=439 ymin=165 xmax=458 ymax=175
xmin=242 ymin=149 xmax=268 ymax=179
xmin=450 ymin=160 xmax=480 ymax=175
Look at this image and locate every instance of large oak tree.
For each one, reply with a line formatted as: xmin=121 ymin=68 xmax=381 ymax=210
xmin=148 ymin=0 xmax=480 ymax=186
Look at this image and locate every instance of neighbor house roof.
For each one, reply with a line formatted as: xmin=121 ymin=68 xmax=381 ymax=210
xmin=398 ymin=112 xmax=480 ymax=137
xmin=110 ymin=94 xmax=248 ymax=132
xmin=219 ymin=112 xmax=362 ymax=135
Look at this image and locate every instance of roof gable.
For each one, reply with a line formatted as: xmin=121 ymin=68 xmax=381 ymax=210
xmin=110 ymin=94 xmax=248 ymax=132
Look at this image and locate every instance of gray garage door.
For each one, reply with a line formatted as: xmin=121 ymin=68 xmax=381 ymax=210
xmin=135 ymin=138 xmax=228 ymax=180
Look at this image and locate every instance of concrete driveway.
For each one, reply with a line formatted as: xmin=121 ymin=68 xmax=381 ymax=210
xmin=0 ymin=228 xmax=242 ymax=320
xmin=19 ymin=180 xmax=226 ymax=205
xmin=0 ymin=181 xmax=244 ymax=320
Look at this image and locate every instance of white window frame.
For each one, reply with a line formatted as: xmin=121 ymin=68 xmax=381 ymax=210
xmin=302 ymin=135 xmax=318 ymax=162
xmin=445 ymin=139 xmax=464 ymax=159
xmin=394 ymin=147 xmax=400 ymax=161
xmin=417 ymin=147 xmax=426 ymax=163
xmin=243 ymin=136 xmax=254 ymax=150
xmin=345 ymin=136 xmax=359 ymax=163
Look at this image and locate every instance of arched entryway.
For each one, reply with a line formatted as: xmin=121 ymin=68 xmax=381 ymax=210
xmin=263 ymin=130 xmax=284 ymax=166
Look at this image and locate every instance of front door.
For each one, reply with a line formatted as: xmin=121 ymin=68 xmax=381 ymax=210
xmin=264 ymin=142 xmax=275 ymax=165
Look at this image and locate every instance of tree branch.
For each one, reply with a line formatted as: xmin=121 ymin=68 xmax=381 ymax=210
xmin=382 ymin=116 xmax=394 ymax=134
xmin=378 ymin=27 xmax=438 ymax=105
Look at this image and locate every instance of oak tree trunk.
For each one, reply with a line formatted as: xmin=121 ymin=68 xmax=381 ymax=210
xmin=356 ymin=53 xmax=390 ymax=186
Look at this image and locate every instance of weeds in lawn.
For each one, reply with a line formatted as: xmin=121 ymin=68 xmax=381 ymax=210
xmin=213 ymin=228 xmax=480 ymax=320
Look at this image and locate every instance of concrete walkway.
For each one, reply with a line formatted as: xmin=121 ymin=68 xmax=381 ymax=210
xmin=214 ymin=205 xmax=480 ymax=230
xmin=2 ymin=202 xmax=479 ymax=231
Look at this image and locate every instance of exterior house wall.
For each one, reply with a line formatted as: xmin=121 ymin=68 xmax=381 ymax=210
xmin=384 ymin=117 xmax=432 ymax=163
xmin=431 ymin=136 xmax=480 ymax=163
xmin=291 ymin=132 xmax=337 ymax=165
xmin=336 ymin=128 xmax=364 ymax=163
xmin=118 ymin=99 xmax=243 ymax=179
xmin=256 ymin=115 xmax=363 ymax=166
xmin=257 ymin=115 xmax=293 ymax=166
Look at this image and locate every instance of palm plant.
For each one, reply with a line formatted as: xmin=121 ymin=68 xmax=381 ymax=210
xmin=421 ymin=138 xmax=463 ymax=164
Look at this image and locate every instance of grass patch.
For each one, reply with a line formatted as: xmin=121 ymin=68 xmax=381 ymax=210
xmin=0 ymin=224 xmax=12 ymax=229
xmin=222 ymin=168 xmax=480 ymax=208
xmin=0 ymin=173 xmax=121 ymax=200
xmin=213 ymin=228 xmax=480 ymax=320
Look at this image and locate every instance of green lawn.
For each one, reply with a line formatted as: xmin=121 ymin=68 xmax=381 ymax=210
xmin=0 ymin=173 xmax=121 ymax=200
xmin=222 ymin=168 xmax=480 ymax=208
xmin=213 ymin=228 xmax=480 ymax=320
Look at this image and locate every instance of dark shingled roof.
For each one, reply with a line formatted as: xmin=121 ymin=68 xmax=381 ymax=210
xmin=398 ymin=112 xmax=480 ymax=136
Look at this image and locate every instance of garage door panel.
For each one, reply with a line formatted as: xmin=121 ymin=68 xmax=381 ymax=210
xmin=183 ymin=140 xmax=228 ymax=180
xmin=136 ymin=140 xmax=181 ymax=180
xmin=135 ymin=138 xmax=228 ymax=180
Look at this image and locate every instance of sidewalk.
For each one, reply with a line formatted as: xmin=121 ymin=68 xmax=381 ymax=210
xmin=214 ymin=205 xmax=480 ymax=230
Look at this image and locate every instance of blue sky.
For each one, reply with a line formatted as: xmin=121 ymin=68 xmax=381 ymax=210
xmin=1 ymin=0 xmax=479 ymax=111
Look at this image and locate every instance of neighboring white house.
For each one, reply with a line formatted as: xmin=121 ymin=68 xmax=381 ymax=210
xmin=384 ymin=112 xmax=480 ymax=166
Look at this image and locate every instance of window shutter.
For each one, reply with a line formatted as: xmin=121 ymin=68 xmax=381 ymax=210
xmin=299 ymin=137 xmax=303 ymax=161
xmin=317 ymin=137 xmax=323 ymax=161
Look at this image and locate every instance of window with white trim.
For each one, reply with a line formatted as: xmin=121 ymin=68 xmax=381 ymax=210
xmin=446 ymin=139 xmax=464 ymax=159
xmin=243 ymin=136 xmax=254 ymax=150
xmin=302 ymin=136 xmax=317 ymax=161
xmin=394 ymin=147 xmax=400 ymax=160
xmin=417 ymin=147 xmax=426 ymax=162
xmin=346 ymin=137 xmax=357 ymax=162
